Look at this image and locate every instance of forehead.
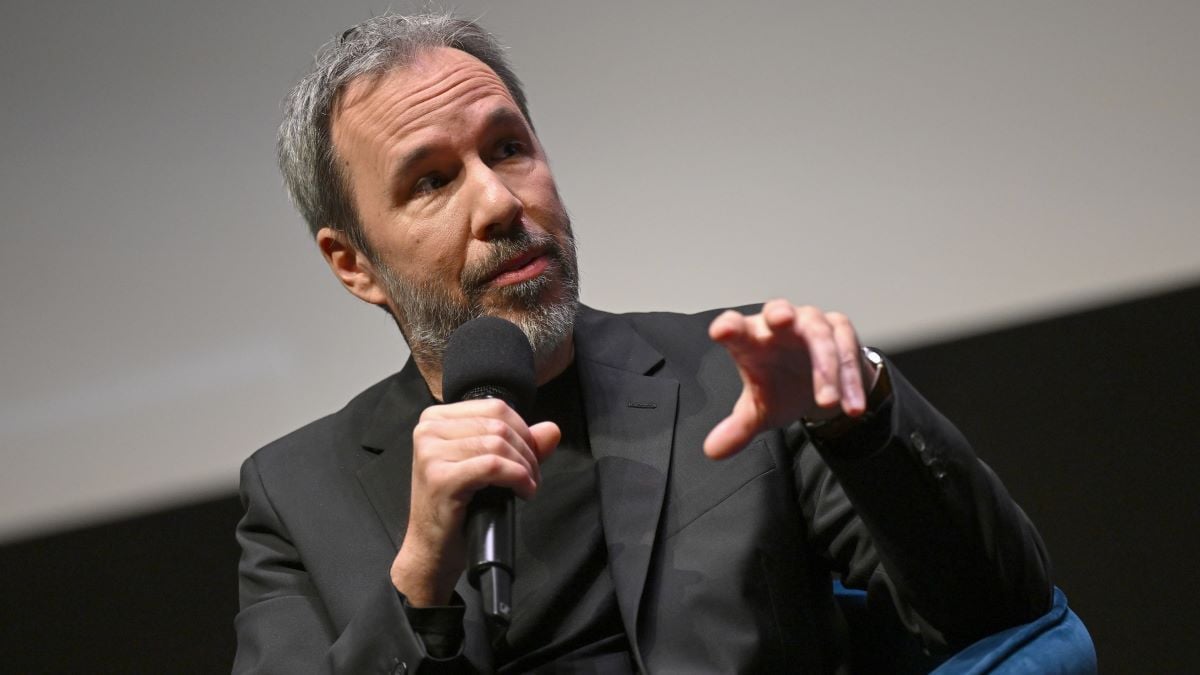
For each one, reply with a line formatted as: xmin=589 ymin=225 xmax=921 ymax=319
xmin=332 ymin=47 xmax=518 ymax=157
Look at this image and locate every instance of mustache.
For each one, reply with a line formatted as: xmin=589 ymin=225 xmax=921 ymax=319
xmin=459 ymin=229 xmax=565 ymax=297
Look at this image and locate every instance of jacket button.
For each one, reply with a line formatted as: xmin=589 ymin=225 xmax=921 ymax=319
xmin=391 ymin=659 xmax=407 ymax=675
xmin=910 ymin=431 xmax=927 ymax=453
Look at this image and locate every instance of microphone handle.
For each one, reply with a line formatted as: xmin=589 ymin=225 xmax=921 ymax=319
xmin=465 ymin=485 xmax=515 ymax=634
xmin=460 ymin=387 xmax=519 ymax=636
xmin=441 ymin=315 xmax=534 ymax=645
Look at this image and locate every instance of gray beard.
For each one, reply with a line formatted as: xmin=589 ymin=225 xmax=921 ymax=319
xmin=374 ymin=226 xmax=580 ymax=371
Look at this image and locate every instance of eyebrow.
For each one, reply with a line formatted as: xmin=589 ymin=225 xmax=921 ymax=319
xmin=482 ymin=106 xmax=527 ymax=132
xmin=392 ymin=145 xmax=436 ymax=185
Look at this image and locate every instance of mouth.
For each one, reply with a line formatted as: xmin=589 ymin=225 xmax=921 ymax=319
xmin=486 ymin=247 xmax=552 ymax=288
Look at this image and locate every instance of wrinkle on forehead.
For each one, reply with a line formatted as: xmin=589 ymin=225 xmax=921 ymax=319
xmin=332 ymin=48 xmax=518 ymax=166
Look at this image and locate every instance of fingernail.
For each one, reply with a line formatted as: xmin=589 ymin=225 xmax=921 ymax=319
xmin=819 ymin=385 xmax=837 ymax=404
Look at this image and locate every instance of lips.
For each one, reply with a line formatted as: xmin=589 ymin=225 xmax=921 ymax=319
xmin=486 ymin=247 xmax=551 ymax=287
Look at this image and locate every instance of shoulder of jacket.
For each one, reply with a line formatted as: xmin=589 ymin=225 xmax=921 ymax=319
xmin=608 ymin=303 xmax=763 ymax=346
xmin=584 ymin=302 xmax=762 ymax=333
xmin=244 ymin=372 xmax=401 ymax=469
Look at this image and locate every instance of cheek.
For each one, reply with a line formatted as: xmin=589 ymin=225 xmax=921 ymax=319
xmin=398 ymin=219 xmax=469 ymax=281
xmin=521 ymin=166 xmax=567 ymax=217
xmin=394 ymin=193 xmax=467 ymax=253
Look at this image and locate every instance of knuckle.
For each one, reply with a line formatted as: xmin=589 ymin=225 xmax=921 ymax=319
xmin=479 ymin=434 xmax=506 ymax=455
xmin=481 ymin=417 xmax=507 ymax=437
xmin=481 ymin=454 xmax=504 ymax=474
xmin=796 ymin=306 xmax=828 ymax=328
xmin=413 ymin=418 xmax=438 ymax=436
xmin=805 ymin=319 xmax=833 ymax=338
xmin=423 ymin=462 xmax=449 ymax=487
xmin=481 ymin=398 xmax=508 ymax=415
xmin=412 ymin=422 xmax=429 ymax=441
xmin=412 ymin=433 xmax=439 ymax=458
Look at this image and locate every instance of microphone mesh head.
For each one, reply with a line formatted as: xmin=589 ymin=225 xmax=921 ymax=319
xmin=442 ymin=316 xmax=536 ymax=416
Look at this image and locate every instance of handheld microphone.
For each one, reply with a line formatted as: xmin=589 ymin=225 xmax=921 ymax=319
xmin=442 ymin=316 xmax=535 ymax=636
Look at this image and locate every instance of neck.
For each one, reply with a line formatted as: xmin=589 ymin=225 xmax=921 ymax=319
xmin=418 ymin=333 xmax=575 ymax=402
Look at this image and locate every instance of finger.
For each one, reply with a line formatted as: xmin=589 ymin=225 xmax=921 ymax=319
xmin=708 ymin=309 xmax=748 ymax=344
xmin=421 ymin=398 xmax=537 ymax=449
xmin=762 ymin=299 xmax=797 ymax=336
xmin=417 ymin=417 xmax=541 ymax=480
xmin=435 ymin=454 xmax=540 ymax=501
xmin=713 ymin=308 xmax=776 ymax=358
xmin=829 ymin=312 xmax=866 ymax=416
xmin=528 ymin=421 xmax=562 ymax=462
xmin=415 ymin=431 xmax=539 ymax=490
xmin=419 ymin=416 xmax=533 ymax=453
xmin=703 ymin=392 xmax=763 ymax=460
xmin=795 ymin=306 xmax=840 ymax=407
xmin=465 ymin=432 xmax=540 ymax=486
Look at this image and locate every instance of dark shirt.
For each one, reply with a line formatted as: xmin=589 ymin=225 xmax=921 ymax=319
xmin=406 ymin=363 xmax=633 ymax=672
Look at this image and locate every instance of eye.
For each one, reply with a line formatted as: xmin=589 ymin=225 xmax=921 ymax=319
xmin=494 ymin=139 xmax=525 ymax=161
xmin=413 ymin=173 xmax=449 ymax=195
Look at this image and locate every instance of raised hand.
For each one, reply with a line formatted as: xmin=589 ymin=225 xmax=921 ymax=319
xmin=703 ymin=299 xmax=873 ymax=460
xmin=390 ymin=398 xmax=560 ymax=606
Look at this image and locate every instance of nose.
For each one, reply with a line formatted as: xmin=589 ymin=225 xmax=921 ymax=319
xmin=467 ymin=161 xmax=523 ymax=241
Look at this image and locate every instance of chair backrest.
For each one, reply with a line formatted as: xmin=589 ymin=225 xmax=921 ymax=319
xmin=832 ymin=583 xmax=1097 ymax=674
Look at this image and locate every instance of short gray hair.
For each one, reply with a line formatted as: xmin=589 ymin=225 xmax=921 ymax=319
xmin=277 ymin=13 xmax=532 ymax=252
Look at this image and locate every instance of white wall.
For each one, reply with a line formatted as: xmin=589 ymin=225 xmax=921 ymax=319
xmin=2 ymin=0 xmax=1197 ymax=541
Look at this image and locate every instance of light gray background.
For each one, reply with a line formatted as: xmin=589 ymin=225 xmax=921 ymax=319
xmin=2 ymin=0 xmax=1197 ymax=542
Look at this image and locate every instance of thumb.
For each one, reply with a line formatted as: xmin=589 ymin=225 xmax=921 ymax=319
xmin=703 ymin=392 xmax=763 ymax=460
xmin=529 ymin=421 xmax=562 ymax=462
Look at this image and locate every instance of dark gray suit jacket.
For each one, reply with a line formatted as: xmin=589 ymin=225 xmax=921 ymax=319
xmin=234 ymin=306 xmax=1051 ymax=674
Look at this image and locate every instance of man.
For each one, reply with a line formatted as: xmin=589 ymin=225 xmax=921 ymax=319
xmin=236 ymin=13 xmax=1051 ymax=674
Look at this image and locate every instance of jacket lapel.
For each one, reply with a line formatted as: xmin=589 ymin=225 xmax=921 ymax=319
xmin=574 ymin=308 xmax=678 ymax=668
xmin=353 ymin=359 xmax=496 ymax=670
xmin=356 ymin=358 xmax=435 ymax=549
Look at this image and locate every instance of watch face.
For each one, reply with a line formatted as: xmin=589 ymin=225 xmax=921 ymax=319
xmin=862 ymin=347 xmax=884 ymax=368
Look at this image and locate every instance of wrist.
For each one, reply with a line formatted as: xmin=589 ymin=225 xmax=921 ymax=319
xmin=804 ymin=347 xmax=890 ymax=440
xmin=391 ymin=541 xmax=462 ymax=607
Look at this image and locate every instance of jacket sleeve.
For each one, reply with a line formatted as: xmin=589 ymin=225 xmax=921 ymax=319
xmin=795 ymin=355 xmax=1053 ymax=650
xmin=233 ymin=456 xmax=473 ymax=675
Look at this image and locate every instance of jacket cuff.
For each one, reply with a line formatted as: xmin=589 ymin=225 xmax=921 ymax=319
xmin=400 ymin=591 xmax=467 ymax=660
xmin=327 ymin=576 xmax=469 ymax=674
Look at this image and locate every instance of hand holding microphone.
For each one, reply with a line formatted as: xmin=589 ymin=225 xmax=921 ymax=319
xmin=389 ymin=317 xmax=559 ymax=631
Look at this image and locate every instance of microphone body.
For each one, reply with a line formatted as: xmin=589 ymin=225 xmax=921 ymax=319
xmin=442 ymin=316 xmax=536 ymax=636
xmin=464 ymin=485 xmax=515 ymax=631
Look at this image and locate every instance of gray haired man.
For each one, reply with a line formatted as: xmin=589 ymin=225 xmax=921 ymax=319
xmin=236 ymin=13 xmax=1051 ymax=674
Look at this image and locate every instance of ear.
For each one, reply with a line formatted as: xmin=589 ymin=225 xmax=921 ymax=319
xmin=316 ymin=226 xmax=390 ymax=307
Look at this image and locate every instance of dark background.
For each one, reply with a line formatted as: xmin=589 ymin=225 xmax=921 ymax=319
xmin=3 ymin=282 xmax=1197 ymax=672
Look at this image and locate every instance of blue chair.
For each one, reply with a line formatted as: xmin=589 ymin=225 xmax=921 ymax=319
xmin=833 ymin=582 xmax=1097 ymax=673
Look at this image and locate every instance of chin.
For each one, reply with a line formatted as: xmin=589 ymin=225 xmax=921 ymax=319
xmin=484 ymin=290 xmax=578 ymax=364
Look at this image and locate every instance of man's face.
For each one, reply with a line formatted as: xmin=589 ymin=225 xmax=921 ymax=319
xmin=329 ymin=47 xmax=578 ymax=365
